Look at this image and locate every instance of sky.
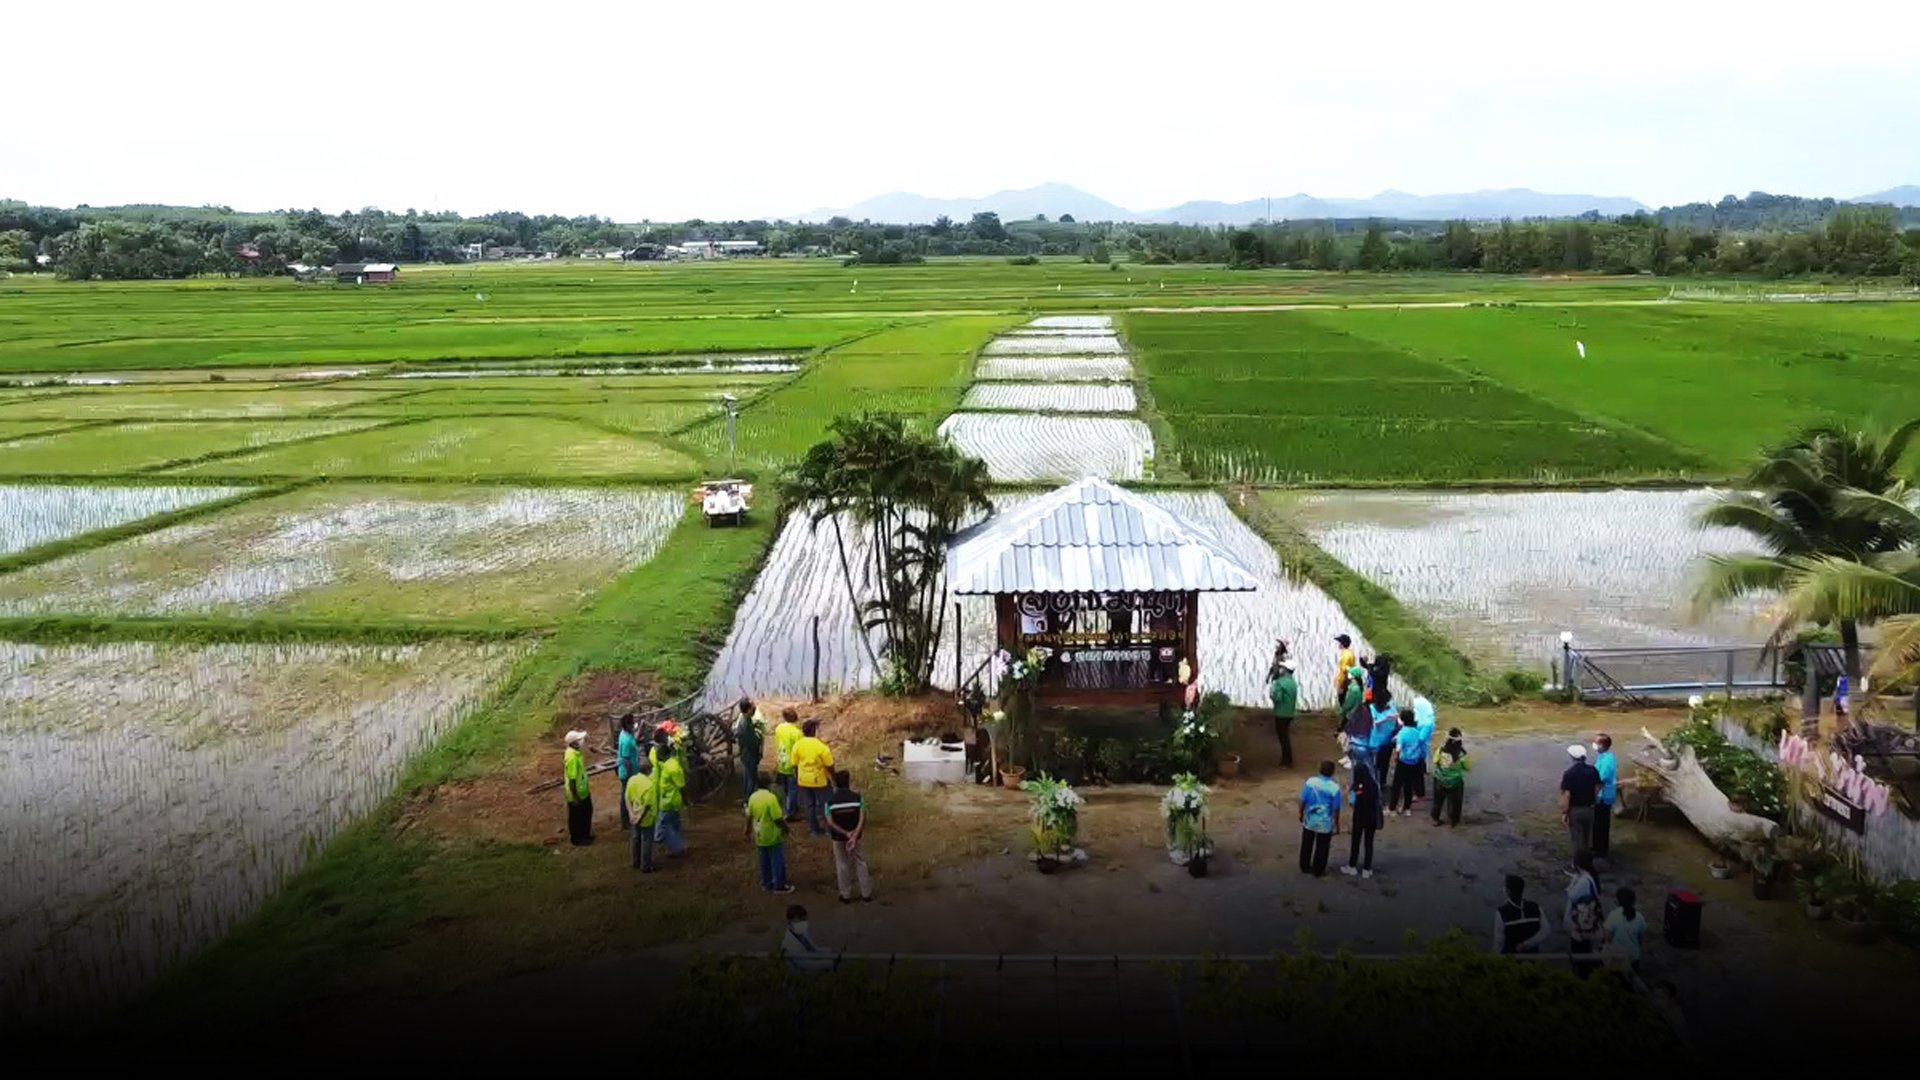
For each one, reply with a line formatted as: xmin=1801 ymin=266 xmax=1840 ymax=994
xmin=6 ymin=0 xmax=1919 ymax=221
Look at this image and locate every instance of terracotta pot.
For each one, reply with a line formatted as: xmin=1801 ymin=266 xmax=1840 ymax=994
xmin=1217 ymin=754 xmax=1242 ymax=779
xmin=1000 ymin=766 xmax=1025 ymax=790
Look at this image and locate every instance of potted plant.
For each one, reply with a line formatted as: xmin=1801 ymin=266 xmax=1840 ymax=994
xmin=1798 ymin=869 xmax=1832 ymax=920
xmin=1830 ymin=875 xmax=1883 ymax=945
xmin=1162 ymin=772 xmax=1213 ymax=876
xmin=1744 ymin=839 xmax=1782 ymax=900
xmin=1020 ymin=772 xmax=1084 ymax=873
xmin=1708 ymin=856 xmax=1735 ymax=880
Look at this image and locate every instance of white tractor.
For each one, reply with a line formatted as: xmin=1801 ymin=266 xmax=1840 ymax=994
xmin=695 ymin=479 xmax=752 ymax=527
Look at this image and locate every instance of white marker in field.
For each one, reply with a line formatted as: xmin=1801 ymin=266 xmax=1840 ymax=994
xmin=1576 ymin=340 xmax=1587 ymax=358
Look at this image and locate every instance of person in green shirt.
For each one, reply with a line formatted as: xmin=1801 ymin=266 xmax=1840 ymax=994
xmin=651 ymin=730 xmax=688 ymax=857
xmin=1338 ymin=664 xmax=1365 ymax=734
xmin=1268 ymin=659 xmax=1299 ymax=768
xmin=733 ymin=697 xmax=766 ymax=802
xmin=563 ymin=729 xmax=593 ymax=846
xmin=745 ymin=771 xmax=793 ymax=894
xmin=625 ymin=758 xmax=658 ymax=871
xmin=1430 ymin=727 xmax=1469 ymax=827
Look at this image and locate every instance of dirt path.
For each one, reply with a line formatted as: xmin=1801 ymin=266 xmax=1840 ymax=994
xmin=368 ymin=708 xmax=1910 ymax=1051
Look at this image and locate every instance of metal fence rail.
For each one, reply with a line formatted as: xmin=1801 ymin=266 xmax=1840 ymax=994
xmin=1561 ymin=643 xmax=1782 ymax=703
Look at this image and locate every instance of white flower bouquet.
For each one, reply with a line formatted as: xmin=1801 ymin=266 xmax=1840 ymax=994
xmin=1161 ymin=772 xmax=1212 ymax=866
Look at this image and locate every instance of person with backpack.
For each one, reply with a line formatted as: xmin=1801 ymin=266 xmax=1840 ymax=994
xmin=1338 ymin=662 xmax=1366 ymax=735
xmin=1430 ymin=728 xmax=1468 ymax=827
xmin=1492 ymin=874 xmax=1549 ymax=954
xmin=1564 ymin=850 xmax=1604 ymax=979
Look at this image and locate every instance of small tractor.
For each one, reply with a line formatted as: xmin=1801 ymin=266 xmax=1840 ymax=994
xmin=695 ymin=479 xmax=752 ymax=527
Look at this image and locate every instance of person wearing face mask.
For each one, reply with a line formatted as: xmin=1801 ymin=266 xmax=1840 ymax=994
xmin=781 ymin=904 xmax=837 ymax=974
xmin=1591 ymin=733 xmax=1618 ymax=860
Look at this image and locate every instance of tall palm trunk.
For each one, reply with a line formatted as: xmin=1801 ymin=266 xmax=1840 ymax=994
xmin=829 ymin=513 xmax=882 ymax=675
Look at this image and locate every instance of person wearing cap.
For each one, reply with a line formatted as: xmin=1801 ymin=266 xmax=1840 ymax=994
xmin=1591 ymin=733 xmax=1618 ymax=859
xmin=1559 ymin=743 xmax=1602 ymax=866
xmin=1338 ymin=662 xmax=1365 ymax=735
xmin=1268 ymin=659 xmax=1299 ymax=768
xmin=563 ymin=730 xmax=594 ymax=846
xmin=1333 ymin=634 xmax=1357 ymax=701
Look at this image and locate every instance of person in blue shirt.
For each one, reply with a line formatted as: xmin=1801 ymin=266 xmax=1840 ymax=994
xmin=1411 ymin=696 xmax=1438 ymax=802
xmin=1390 ymin=709 xmax=1428 ymax=816
xmin=614 ymin=714 xmax=644 ymax=832
xmin=1368 ymin=689 xmax=1399 ymax=786
xmin=1297 ymin=761 xmax=1343 ymax=878
xmin=1592 ymin=732 xmax=1618 ymax=858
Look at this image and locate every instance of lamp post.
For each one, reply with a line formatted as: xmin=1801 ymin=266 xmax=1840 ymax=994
xmin=1560 ymin=631 xmax=1575 ymax=697
xmin=721 ymin=393 xmax=739 ymax=473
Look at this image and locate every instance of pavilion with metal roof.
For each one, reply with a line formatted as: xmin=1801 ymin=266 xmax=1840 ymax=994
xmin=946 ymin=477 xmax=1259 ymax=706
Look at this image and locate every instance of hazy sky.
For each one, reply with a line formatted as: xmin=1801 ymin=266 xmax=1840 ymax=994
xmin=7 ymin=0 xmax=1917 ymax=220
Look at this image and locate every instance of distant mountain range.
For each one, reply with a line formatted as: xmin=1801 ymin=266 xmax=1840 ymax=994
xmin=1853 ymin=185 xmax=1920 ymax=208
xmin=799 ymin=182 xmax=1920 ymax=224
xmin=798 ymin=184 xmax=1652 ymax=224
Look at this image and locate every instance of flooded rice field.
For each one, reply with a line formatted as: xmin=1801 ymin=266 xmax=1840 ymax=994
xmin=1282 ymin=488 xmax=1775 ymax=665
xmin=0 ymin=485 xmax=685 ymax=624
xmin=0 ymin=484 xmax=248 ymax=555
xmin=939 ymin=414 xmax=1154 ymax=482
xmin=975 ymin=356 xmax=1135 ymax=382
xmin=960 ymin=383 xmax=1137 ymax=413
xmin=0 ymin=639 xmax=528 ymax=1020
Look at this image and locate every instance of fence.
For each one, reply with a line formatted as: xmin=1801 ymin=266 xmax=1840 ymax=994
xmin=1561 ymin=643 xmax=1781 ymax=704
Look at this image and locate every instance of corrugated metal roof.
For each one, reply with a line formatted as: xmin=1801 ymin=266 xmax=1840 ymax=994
xmin=946 ymin=477 xmax=1261 ymax=595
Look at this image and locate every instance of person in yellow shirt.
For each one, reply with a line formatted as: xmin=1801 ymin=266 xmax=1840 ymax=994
xmin=624 ymin=758 xmax=658 ymax=872
xmin=745 ymin=771 xmax=793 ymax=894
xmin=773 ymin=707 xmax=805 ymax=823
xmin=790 ymin=719 xmax=834 ymax=837
xmin=650 ymin=730 xmax=688 ymax=856
xmin=1333 ymin=633 xmax=1357 ymax=701
xmin=563 ymin=729 xmax=594 ymax=846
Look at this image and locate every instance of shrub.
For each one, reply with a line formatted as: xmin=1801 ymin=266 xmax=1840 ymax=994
xmin=1667 ymin=715 xmax=1787 ymax=819
xmin=1005 ymin=254 xmax=1039 ymax=266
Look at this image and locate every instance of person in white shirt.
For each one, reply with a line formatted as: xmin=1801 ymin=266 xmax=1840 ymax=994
xmin=781 ymin=904 xmax=838 ymax=974
xmin=1602 ymin=885 xmax=1647 ymax=974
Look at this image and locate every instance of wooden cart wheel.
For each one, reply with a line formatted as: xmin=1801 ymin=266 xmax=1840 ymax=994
xmin=683 ymin=711 xmax=735 ymax=802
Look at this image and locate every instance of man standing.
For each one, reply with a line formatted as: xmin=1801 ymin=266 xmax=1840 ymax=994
xmin=734 ymin=697 xmax=766 ymax=802
xmin=1268 ymin=659 xmax=1299 ymax=768
xmin=1492 ymin=874 xmax=1549 ymax=954
xmin=1298 ymin=760 xmax=1342 ymax=877
xmin=652 ymin=730 xmax=688 ymax=857
xmin=563 ymin=729 xmax=594 ymax=846
xmin=824 ymin=769 xmax=873 ymax=903
xmin=791 ymin=720 xmax=834 ymax=837
xmin=625 ymin=758 xmax=658 ymax=872
xmin=615 ymin=714 xmax=643 ymax=832
xmin=773 ymin=707 xmax=804 ymax=822
xmin=1559 ymin=744 xmax=1601 ymax=866
xmin=1592 ymin=733 xmax=1618 ymax=859
xmin=745 ymin=770 xmax=792 ymax=894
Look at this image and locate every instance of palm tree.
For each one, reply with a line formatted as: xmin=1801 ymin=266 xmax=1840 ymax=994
xmin=783 ymin=411 xmax=992 ymax=693
xmin=1694 ymin=420 xmax=1920 ymax=710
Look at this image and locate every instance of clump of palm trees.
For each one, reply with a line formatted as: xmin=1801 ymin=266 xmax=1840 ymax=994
xmin=1694 ymin=420 xmax=1920 ymax=727
xmin=783 ymin=411 xmax=992 ymax=694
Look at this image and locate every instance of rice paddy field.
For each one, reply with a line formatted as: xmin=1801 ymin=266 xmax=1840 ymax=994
xmin=2 ymin=256 xmax=1917 ymax=1031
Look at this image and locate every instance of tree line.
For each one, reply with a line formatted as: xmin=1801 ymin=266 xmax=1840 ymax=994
xmin=2 ymin=194 xmax=1916 ymax=282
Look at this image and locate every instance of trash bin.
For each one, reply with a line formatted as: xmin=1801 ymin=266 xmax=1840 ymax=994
xmin=1664 ymin=889 xmax=1702 ymax=948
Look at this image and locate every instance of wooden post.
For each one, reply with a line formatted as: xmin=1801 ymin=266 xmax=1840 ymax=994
xmin=954 ymin=601 xmax=963 ymax=693
xmin=811 ymin=615 xmax=821 ymax=703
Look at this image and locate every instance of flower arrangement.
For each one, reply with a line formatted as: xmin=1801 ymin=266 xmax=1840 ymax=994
xmin=1019 ymin=771 xmax=1084 ymax=860
xmin=1161 ymin=772 xmax=1212 ymax=866
xmin=998 ymin=645 xmax=1054 ymax=691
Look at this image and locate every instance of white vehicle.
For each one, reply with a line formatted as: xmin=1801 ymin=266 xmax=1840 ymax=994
xmin=695 ymin=479 xmax=752 ymax=527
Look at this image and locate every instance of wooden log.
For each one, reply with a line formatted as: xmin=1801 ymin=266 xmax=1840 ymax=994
xmin=1634 ymin=727 xmax=1778 ymax=851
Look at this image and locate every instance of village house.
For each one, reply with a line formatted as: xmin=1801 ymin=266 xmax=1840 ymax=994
xmin=332 ymin=262 xmax=398 ymax=284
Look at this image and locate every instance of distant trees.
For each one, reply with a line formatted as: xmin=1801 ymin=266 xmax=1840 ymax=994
xmin=1356 ymin=221 xmax=1389 ymax=270
xmin=969 ymin=211 xmax=1007 ymax=241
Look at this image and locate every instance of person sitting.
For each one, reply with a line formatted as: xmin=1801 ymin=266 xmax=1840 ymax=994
xmin=781 ymin=904 xmax=838 ymax=974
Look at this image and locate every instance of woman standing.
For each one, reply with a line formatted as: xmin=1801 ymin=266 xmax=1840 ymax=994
xmin=1341 ymin=764 xmax=1384 ymax=879
xmin=1564 ymin=851 xmax=1605 ymax=979
xmin=1602 ymin=886 xmax=1647 ymax=976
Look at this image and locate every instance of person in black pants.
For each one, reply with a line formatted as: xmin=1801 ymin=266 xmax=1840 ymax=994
xmin=1389 ymin=709 xmax=1426 ymax=815
xmin=1342 ymin=764 xmax=1383 ymax=879
xmin=1297 ymin=761 xmax=1342 ymax=877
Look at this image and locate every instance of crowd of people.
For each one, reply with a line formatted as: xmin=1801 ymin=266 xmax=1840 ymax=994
xmin=559 ymin=699 xmax=878 ymax=903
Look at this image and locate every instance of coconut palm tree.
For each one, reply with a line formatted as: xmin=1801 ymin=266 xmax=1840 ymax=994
xmin=1694 ymin=420 xmax=1920 ymax=694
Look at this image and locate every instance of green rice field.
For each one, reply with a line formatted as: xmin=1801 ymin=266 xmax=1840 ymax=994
xmin=0 ymin=419 xmax=386 ymax=475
